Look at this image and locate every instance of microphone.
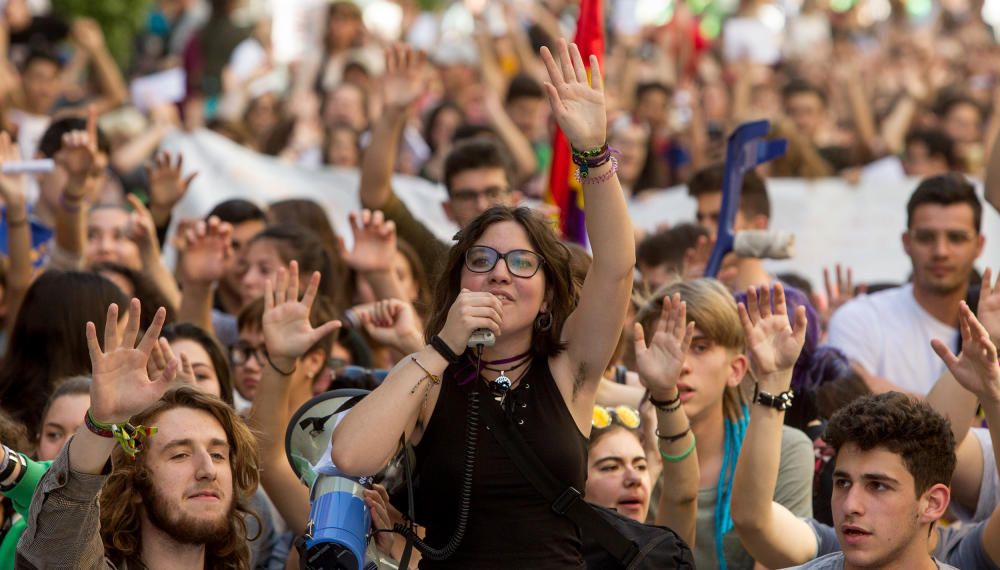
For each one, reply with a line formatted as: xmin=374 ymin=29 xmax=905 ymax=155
xmin=731 ymin=230 xmax=795 ymax=260
xmin=467 ymin=329 xmax=496 ymax=348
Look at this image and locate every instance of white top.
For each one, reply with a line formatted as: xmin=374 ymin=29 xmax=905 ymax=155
xmin=827 ymin=284 xmax=958 ymax=395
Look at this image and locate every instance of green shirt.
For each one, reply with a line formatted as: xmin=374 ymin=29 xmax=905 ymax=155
xmin=1 ymin=455 xmax=51 ymax=570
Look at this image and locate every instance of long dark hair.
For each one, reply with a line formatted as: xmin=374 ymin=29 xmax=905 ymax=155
xmin=0 ymin=271 xmax=127 ymax=438
xmin=161 ymin=323 xmax=236 ymax=407
xmin=423 ymin=206 xmax=579 ymax=358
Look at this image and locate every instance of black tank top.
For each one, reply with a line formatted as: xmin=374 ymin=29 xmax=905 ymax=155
xmin=401 ymin=359 xmax=588 ymax=569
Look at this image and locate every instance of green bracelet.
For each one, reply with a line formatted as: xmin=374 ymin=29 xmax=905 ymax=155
xmin=659 ymin=432 xmax=696 ymax=462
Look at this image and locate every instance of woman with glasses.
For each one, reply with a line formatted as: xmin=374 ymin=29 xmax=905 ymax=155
xmin=332 ymin=41 xmax=637 ymax=568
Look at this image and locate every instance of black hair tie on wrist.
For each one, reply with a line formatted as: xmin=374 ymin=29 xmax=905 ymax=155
xmin=431 ymin=335 xmax=463 ymax=365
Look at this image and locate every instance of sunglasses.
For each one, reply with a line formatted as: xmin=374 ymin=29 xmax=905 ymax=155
xmin=465 ymin=245 xmax=545 ymax=278
xmin=592 ymin=405 xmax=641 ymax=430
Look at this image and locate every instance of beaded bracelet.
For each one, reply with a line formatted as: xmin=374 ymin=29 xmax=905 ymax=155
xmin=660 ymin=432 xmax=696 ymax=462
xmin=649 ymin=391 xmax=682 ymax=412
xmin=656 ymin=426 xmax=691 ymax=443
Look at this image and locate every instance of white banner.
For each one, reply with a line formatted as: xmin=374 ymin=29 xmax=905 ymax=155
xmin=628 ymin=178 xmax=1000 ymax=289
xmin=163 ymin=130 xmax=1000 ymax=291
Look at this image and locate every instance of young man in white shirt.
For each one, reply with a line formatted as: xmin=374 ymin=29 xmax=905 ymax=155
xmin=827 ymin=174 xmax=984 ymax=394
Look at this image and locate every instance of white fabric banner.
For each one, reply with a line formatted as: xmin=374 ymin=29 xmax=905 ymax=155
xmin=163 ymin=130 xmax=999 ymax=290
xmin=629 ymin=178 xmax=1000 ymax=289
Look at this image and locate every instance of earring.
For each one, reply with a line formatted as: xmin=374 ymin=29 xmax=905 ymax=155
xmin=306 ymin=371 xmax=315 ymax=380
xmin=534 ymin=312 xmax=552 ymax=332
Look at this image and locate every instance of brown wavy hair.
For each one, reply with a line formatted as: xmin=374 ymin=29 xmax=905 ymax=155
xmin=100 ymin=387 xmax=260 ymax=570
xmin=423 ymin=206 xmax=579 ymax=358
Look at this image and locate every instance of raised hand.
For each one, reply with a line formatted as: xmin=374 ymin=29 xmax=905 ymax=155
xmin=177 ymin=216 xmax=233 ymax=285
xmin=55 ymin=106 xmax=103 ymax=194
xmin=382 ymin=43 xmax=427 ymax=110
xmin=738 ymin=283 xmax=809 ymax=381
xmin=86 ymin=299 xmax=175 ymax=424
xmin=356 ymin=299 xmax=424 ymax=354
xmin=977 ymin=268 xmax=1000 ymax=346
xmin=540 ymin=39 xmax=607 ymax=151
xmin=932 ymin=301 xmax=1000 ymax=403
xmin=145 ymin=151 xmax=198 ymax=226
xmin=343 ymin=209 xmax=396 ymax=274
xmin=632 ymin=293 xmax=694 ymax=400
xmin=71 ymin=18 xmax=106 ymax=54
xmin=147 ymin=338 xmax=194 ymax=387
xmin=262 ymin=261 xmax=342 ymax=365
xmin=0 ymin=132 xmax=27 ymax=213
xmin=821 ymin=264 xmax=866 ymax=327
xmin=126 ymin=194 xmax=159 ymax=252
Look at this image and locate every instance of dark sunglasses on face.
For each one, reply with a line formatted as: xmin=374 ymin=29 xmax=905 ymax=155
xmin=231 ymin=342 xmax=268 ymax=367
xmin=465 ymin=245 xmax=545 ymax=278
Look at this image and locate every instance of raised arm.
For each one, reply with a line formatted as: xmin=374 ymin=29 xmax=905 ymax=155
xmin=176 ymin=217 xmax=233 ymax=334
xmin=125 ymin=194 xmax=181 ymax=312
xmin=359 ymin=45 xmax=424 ymax=211
xmin=70 ymin=19 xmax=128 ymax=113
xmin=931 ymin=301 xmax=1000 ymax=566
xmin=542 ymin=41 xmax=635 ymax=400
xmin=633 ymin=293 xmax=699 ymax=548
xmin=51 ymin=107 xmax=103 ymax=266
xmin=18 ymin=299 xmax=174 ymax=569
xmin=730 ymin=284 xmax=818 ymax=568
xmin=0 ymin=133 xmax=34 ymax=338
xmin=343 ymin=209 xmax=406 ymax=302
xmin=249 ymin=262 xmax=341 ymax=534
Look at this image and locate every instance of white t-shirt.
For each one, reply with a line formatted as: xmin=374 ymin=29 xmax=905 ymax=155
xmin=827 ymin=284 xmax=958 ymax=395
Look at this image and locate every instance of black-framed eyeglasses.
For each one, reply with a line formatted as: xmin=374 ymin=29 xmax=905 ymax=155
xmin=450 ymin=186 xmax=511 ymax=204
xmin=232 ymin=342 xmax=268 ymax=367
xmin=465 ymin=245 xmax=545 ymax=278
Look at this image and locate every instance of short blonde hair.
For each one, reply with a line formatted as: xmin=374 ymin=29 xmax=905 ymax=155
xmin=634 ymin=278 xmax=747 ymax=421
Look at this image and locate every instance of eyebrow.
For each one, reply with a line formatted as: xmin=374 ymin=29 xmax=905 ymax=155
xmin=162 ymin=438 xmax=231 ymax=452
xmin=832 ymin=470 xmax=901 ymax=485
xmin=594 ymin=455 xmax=646 ymax=465
xmin=42 ymin=421 xmax=66 ymax=431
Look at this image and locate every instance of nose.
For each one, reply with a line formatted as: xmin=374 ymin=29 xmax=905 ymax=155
xmin=623 ymin=465 xmax=642 ymax=488
xmin=839 ymin=484 xmax=865 ymax=517
xmin=931 ymin=235 xmax=950 ymax=257
xmin=488 ymin=257 xmax=513 ymax=283
xmin=194 ymin=449 xmax=219 ymax=481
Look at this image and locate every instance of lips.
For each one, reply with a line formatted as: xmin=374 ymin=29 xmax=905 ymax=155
xmin=840 ymin=524 xmax=872 ymax=546
xmin=677 ymin=383 xmax=695 ymax=403
xmin=188 ymin=490 xmax=221 ymax=501
xmin=489 ymin=289 xmax=515 ymax=303
xmin=616 ymin=497 xmax=645 ymax=516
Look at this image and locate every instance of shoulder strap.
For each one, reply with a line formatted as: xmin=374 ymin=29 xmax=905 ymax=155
xmin=478 ymin=400 xmax=639 ymax=565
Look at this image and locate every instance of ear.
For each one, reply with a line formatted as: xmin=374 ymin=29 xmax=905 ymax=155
xmin=976 ymin=233 xmax=985 ymax=257
xmin=901 ymin=230 xmax=912 ymax=256
xmin=917 ymin=483 xmax=950 ymax=525
xmin=301 ymin=348 xmax=327 ymax=381
xmin=510 ymin=190 xmax=523 ymax=206
xmin=442 ymin=200 xmax=456 ymax=222
xmin=726 ymin=352 xmax=748 ymax=388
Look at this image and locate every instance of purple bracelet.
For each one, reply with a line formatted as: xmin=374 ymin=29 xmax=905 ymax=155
xmin=576 ymin=156 xmax=619 ymax=184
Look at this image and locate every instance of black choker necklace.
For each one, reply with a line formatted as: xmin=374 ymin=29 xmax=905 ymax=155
xmin=480 ymin=350 xmax=532 ymax=404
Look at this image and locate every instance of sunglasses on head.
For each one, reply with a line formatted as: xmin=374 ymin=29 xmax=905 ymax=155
xmin=592 ymin=405 xmax=641 ymax=430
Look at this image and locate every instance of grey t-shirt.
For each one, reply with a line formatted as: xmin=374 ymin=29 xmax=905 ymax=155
xmin=694 ymin=425 xmax=814 ymax=570
xmin=803 ymin=517 xmax=998 ymax=570
xmin=950 ymin=427 xmax=999 ymax=523
xmin=785 ymin=551 xmax=958 ymax=570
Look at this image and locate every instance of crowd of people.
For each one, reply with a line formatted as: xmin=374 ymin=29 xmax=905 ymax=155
xmin=0 ymin=0 xmax=999 ymax=568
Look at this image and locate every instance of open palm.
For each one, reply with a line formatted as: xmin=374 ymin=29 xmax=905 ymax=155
xmin=179 ymin=217 xmax=232 ymax=285
xmin=344 ymin=210 xmax=396 ymax=273
xmin=263 ymin=261 xmax=342 ymax=360
xmin=932 ymin=302 xmax=1000 ymax=402
xmin=382 ymin=43 xmax=426 ymax=109
xmin=977 ymin=268 xmax=1000 ymax=346
xmin=634 ymin=293 xmax=693 ymax=396
xmin=738 ymin=284 xmax=808 ymax=377
xmin=87 ymin=300 xmax=175 ymax=424
xmin=540 ymin=40 xmax=607 ymax=151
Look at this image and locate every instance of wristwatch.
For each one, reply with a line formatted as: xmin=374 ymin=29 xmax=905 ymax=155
xmin=753 ymin=385 xmax=794 ymax=411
